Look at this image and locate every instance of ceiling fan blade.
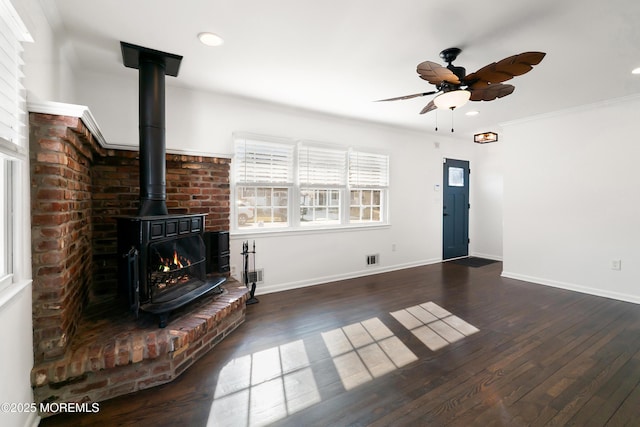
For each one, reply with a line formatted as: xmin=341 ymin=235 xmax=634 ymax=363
xmin=465 ymin=63 xmax=513 ymax=85
xmin=469 ymin=83 xmax=515 ymax=101
xmin=465 ymin=52 xmax=546 ymax=86
xmin=419 ymin=100 xmax=437 ymax=114
xmin=375 ymin=91 xmax=437 ymax=102
xmin=417 ymin=61 xmax=460 ymax=85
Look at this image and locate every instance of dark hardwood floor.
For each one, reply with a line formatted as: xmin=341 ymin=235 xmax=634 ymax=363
xmin=40 ymin=262 xmax=640 ymax=426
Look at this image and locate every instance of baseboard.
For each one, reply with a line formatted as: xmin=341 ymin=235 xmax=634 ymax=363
xmin=256 ymin=258 xmax=442 ymax=295
xmin=501 ymin=271 xmax=640 ymax=305
xmin=469 ymin=252 xmax=503 ymax=261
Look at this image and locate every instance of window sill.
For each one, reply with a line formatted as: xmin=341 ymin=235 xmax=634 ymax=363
xmin=0 ymin=278 xmax=32 ymax=308
xmin=230 ymin=222 xmax=391 ymax=239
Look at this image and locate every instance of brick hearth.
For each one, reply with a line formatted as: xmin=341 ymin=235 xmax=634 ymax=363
xmin=28 ymin=106 xmax=243 ymax=412
xmin=32 ymin=284 xmax=248 ymax=412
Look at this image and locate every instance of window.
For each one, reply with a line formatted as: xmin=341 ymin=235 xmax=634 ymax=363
xmin=300 ymin=189 xmax=341 ymax=225
xmin=448 ymin=167 xmax=464 ymax=187
xmin=0 ymin=0 xmax=31 ymax=293
xmin=350 ymin=189 xmax=382 ymax=223
xmin=298 ymin=144 xmax=346 ymax=226
xmin=0 ymin=157 xmax=10 ymax=290
xmin=348 ymin=151 xmax=388 ymax=224
xmin=233 ymin=134 xmax=389 ymax=232
xmin=234 ymin=137 xmax=294 ymax=229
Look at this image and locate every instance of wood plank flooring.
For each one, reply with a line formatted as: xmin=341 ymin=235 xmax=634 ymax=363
xmin=40 ymin=262 xmax=640 ymax=426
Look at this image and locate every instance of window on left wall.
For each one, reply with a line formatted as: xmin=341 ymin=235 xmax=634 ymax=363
xmin=0 ymin=0 xmax=32 ymax=294
xmin=0 ymin=158 xmax=11 ymax=290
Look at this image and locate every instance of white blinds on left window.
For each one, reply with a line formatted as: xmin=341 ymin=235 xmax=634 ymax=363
xmin=0 ymin=0 xmax=32 ymax=147
xmin=234 ymin=138 xmax=294 ymax=185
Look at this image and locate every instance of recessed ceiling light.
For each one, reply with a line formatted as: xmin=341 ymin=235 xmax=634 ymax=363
xmin=465 ymin=110 xmax=479 ymax=116
xmin=632 ymin=67 xmax=640 ymax=75
xmin=198 ymin=32 xmax=224 ymax=47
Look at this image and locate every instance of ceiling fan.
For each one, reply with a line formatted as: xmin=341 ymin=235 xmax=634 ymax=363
xmin=377 ymin=48 xmax=546 ymax=114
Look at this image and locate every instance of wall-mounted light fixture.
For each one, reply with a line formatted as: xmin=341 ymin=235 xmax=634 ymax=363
xmin=473 ymin=131 xmax=498 ymax=144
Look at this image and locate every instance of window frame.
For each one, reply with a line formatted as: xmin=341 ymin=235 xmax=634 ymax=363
xmin=233 ymin=134 xmax=295 ymax=230
xmin=0 ymin=0 xmax=32 ymax=303
xmin=0 ymin=156 xmax=11 ymax=291
xmin=298 ymin=142 xmax=348 ymax=227
xmin=232 ymin=133 xmax=390 ymax=234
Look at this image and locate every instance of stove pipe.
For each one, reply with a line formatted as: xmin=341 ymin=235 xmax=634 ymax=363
xmin=121 ymin=42 xmax=183 ymax=217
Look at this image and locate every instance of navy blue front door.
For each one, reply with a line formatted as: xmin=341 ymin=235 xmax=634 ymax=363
xmin=443 ymin=158 xmax=469 ymax=260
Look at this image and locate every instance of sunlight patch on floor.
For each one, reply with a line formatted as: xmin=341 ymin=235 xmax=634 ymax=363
xmin=207 ymin=339 xmax=321 ymax=427
xmin=391 ymin=301 xmax=479 ymax=351
xmin=207 ymin=305 xmax=476 ymax=426
xmin=322 ymin=317 xmax=418 ymax=390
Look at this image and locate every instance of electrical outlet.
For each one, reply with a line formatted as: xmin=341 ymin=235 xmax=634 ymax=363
xmin=611 ymin=259 xmax=622 ymax=271
xmin=230 ymin=265 xmax=237 ymax=276
xmin=392 ymin=244 xmax=397 ymax=252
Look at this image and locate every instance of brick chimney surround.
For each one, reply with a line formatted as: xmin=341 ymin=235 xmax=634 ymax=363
xmin=28 ymin=102 xmax=249 ymax=413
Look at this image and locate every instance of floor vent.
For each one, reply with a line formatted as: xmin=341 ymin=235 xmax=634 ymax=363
xmin=244 ymin=269 xmax=264 ymax=284
xmin=366 ymin=254 xmax=380 ymax=266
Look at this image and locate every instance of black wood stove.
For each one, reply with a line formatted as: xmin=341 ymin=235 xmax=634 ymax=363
xmin=116 ymin=42 xmax=225 ymax=327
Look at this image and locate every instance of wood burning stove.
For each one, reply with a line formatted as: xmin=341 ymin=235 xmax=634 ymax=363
xmin=116 ymin=42 xmax=226 ymax=327
xmin=117 ymin=214 xmax=224 ymax=327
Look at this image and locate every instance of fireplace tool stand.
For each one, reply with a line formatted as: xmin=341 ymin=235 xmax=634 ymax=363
xmin=242 ymin=241 xmax=259 ymax=305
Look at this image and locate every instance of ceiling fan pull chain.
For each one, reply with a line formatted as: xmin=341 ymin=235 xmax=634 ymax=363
xmin=435 ymin=110 xmax=438 ymax=131
xmin=451 ymin=108 xmax=454 ymax=132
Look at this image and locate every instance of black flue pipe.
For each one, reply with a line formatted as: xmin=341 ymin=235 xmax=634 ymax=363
xmin=138 ymin=54 xmax=168 ymax=216
xmin=121 ymin=42 xmax=183 ymax=217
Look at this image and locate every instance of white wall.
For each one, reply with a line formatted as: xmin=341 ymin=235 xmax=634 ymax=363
xmin=0 ymin=288 xmax=36 ymax=427
xmin=74 ymin=71 xmax=499 ymax=294
xmin=502 ymin=95 xmax=640 ymax=303
xmin=17 ymin=0 xmax=77 ymax=103
xmin=470 ymin=139 xmax=504 ymax=260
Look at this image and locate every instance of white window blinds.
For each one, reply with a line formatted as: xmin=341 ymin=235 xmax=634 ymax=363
xmin=348 ymin=151 xmax=389 ymax=188
xmin=0 ymin=0 xmax=31 ymax=147
xmin=298 ymin=144 xmax=346 ymax=186
xmin=234 ymin=138 xmax=294 ymax=185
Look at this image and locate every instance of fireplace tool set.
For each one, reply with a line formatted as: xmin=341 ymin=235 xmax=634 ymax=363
xmin=241 ymin=241 xmax=259 ymax=305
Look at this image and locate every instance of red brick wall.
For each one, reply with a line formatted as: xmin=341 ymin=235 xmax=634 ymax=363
xmin=30 ymin=113 xmax=105 ymax=362
xmin=29 ymin=112 xmax=231 ymax=362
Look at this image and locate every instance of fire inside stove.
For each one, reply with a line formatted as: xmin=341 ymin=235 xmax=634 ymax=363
xmin=148 ymin=235 xmax=206 ymax=300
xmin=152 ymin=250 xmax=191 ymax=289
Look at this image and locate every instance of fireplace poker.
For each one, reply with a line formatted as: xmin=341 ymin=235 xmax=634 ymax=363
xmin=242 ymin=241 xmax=259 ymax=305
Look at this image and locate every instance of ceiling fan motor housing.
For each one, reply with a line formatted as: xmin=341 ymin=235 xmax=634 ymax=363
xmin=440 ymin=48 xmax=466 ymax=84
xmin=439 ymin=47 xmax=461 ymax=64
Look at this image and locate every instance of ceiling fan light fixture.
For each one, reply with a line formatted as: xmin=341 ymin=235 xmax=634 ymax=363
xmin=433 ymin=90 xmax=470 ymax=110
xmin=474 ymin=131 xmax=498 ymax=144
xmin=198 ymin=32 xmax=224 ymax=47
xmin=632 ymin=67 xmax=640 ymax=75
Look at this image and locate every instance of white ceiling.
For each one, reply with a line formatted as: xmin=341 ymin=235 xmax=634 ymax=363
xmin=44 ymin=0 xmax=640 ymax=137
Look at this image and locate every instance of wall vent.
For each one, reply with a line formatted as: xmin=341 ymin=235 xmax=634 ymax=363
xmin=366 ymin=254 xmax=380 ymax=266
xmin=244 ymin=269 xmax=264 ymax=284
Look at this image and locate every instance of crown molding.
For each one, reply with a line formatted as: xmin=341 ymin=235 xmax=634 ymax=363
xmin=27 ymin=100 xmax=108 ymax=147
xmin=27 ymin=100 xmax=232 ymax=159
xmin=500 ymin=93 xmax=640 ymax=128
